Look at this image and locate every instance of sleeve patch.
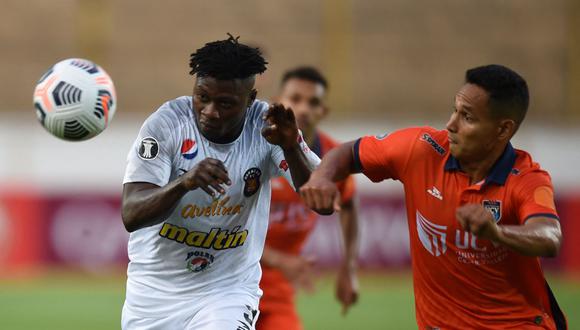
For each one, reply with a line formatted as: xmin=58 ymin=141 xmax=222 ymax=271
xmin=533 ymin=186 xmax=556 ymax=210
xmin=138 ymin=137 xmax=159 ymax=160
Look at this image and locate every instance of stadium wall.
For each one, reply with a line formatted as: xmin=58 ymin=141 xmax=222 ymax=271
xmin=0 ymin=117 xmax=578 ymax=274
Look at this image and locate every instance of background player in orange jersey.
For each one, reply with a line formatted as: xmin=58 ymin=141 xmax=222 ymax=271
xmin=257 ymin=67 xmax=359 ymax=330
xmin=300 ymin=64 xmax=567 ymax=329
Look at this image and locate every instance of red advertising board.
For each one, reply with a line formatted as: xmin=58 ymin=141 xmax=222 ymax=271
xmin=0 ymin=191 xmax=579 ymax=273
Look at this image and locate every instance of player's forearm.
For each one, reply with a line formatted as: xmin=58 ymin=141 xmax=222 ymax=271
xmin=494 ymin=219 xmax=562 ymax=257
xmin=314 ymin=141 xmax=357 ymax=182
xmin=339 ymin=200 xmax=359 ymax=270
xmin=283 ymin=142 xmax=313 ymax=189
xmin=121 ymin=179 xmax=189 ymax=232
xmin=261 ymin=246 xmax=285 ymax=269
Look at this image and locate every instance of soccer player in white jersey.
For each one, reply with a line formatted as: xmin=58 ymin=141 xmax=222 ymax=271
xmin=121 ymin=35 xmax=321 ymax=330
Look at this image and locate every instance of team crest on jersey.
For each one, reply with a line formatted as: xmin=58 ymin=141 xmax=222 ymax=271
xmin=421 ymin=133 xmax=445 ymax=155
xmin=483 ymin=200 xmax=502 ymax=222
xmin=181 ymin=138 xmax=198 ymax=160
xmin=185 ymin=250 xmax=214 ymax=273
xmin=243 ymin=167 xmax=262 ymax=197
xmin=138 ymin=137 xmax=159 ymax=160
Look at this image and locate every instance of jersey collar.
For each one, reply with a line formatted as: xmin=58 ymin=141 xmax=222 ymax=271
xmin=444 ymin=143 xmax=516 ymax=186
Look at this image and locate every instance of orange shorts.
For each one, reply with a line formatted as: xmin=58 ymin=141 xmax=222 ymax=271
xmin=256 ymin=306 xmax=302 ymax=330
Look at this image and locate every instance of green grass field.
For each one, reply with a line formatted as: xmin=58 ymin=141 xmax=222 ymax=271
xmin=0 ymin=271 xmax=578 ymax=329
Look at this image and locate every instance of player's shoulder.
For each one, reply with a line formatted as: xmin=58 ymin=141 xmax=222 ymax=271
xmin=370 ymin=126 xmax=443 ymax=141
xmin=510 ymin=148 xmax=552 ymax=184
xmin=245 ymin=99 xmax=269 ymax=128
xmin=366 ymin=126 xmax=447 ymax=154
xmin=145 ymin=96 xmax=192 ymax=130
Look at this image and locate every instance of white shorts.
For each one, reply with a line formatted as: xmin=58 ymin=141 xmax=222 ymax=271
xmin=122 ymin=290 xmax=260 ymax=330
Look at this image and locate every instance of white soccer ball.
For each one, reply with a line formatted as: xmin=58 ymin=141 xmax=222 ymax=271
xmin=33 ymin=58 xmax=117 ymax=141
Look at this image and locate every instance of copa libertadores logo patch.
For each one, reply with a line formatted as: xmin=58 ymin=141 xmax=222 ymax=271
xmin=138 ymin=137 xmax=159 ymax=160
xmin=243 ymin=167 xmax=262 ymax=197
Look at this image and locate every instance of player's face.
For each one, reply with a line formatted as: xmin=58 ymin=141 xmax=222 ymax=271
xmin=278 ymin=78 xmax=326 ymax=132
xmin=446 ymin=83 xmax=502 ymax=162
xmin=193 ymin=76 xmax=256 ymax=143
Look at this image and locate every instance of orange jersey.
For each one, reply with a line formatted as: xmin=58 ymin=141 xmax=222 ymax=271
xmin=355 ymin=127 xmax=566 ymax=330
xmin=259 ymin=131 xmax=355 ymax=313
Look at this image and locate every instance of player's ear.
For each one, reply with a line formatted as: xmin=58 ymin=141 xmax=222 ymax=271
xmin=248 ymin=89 xmax=257 ymax=107
xmin=497 ymin=118 xmax=516 ymax=141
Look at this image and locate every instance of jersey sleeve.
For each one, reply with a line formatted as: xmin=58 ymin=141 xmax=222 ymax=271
xmin=513 ymin=170 xmax=559 ymax=224
xmin=353 ymin=128 xmax=419 ymax=182
xmin=123 ymin=111 xmax=176 ymax=187
xmin=269 ymin=130 xmax=321 ymax=190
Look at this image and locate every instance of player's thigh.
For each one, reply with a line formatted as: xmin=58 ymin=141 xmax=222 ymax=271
xmin=256 ymin=308 xmax=302 ymax=330
xmin=186 ymin=292 xmax=260 ymax=330
xmin=122 ymin=303 xmax=186 ymax=330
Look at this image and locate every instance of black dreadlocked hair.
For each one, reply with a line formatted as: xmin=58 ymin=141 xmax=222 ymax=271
xmin=189 ymin=34 xmax=268 ymax=80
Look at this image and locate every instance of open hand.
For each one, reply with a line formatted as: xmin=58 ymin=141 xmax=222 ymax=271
xmin=336 ymin=266 xmax=359 ymax=315
xmin=278 ymin=254 xmax=317 ymax=293
xmin=261 ymin=103 xmax=299 ymax=150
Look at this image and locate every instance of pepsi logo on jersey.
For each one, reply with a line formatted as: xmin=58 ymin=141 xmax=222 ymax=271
xmin=181 ymin=138 xmax=198 ymax=160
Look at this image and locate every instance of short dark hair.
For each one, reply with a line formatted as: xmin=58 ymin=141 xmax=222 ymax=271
xmin=281 ymin=66 xmax=328 ymax=90
xmin=465 ymin=64 xmax=529 ymax=125
xmin=189 ymin=34 xmax=267 ymax=80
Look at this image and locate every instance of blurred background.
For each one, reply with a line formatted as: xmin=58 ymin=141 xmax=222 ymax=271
xmin=1 ymin=0 xmax=579 ymax=329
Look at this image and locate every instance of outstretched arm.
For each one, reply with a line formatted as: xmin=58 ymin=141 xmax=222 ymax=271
xmin=300 ymin=141 xmax=358 ymax=215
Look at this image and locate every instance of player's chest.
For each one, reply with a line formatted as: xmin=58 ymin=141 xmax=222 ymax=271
xmin=409 ymin=172 xmax=516 ymax=262
xmin=409 ymin=171 xmax=515 ymax=228
xmin=171 ymin=137 xmax=271 ymax=214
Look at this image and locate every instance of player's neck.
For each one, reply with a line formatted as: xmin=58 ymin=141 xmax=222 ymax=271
xmin=205 ymin=121 xmax=244 ymax=144
xmin=459 ymin=144 xmax=507 ymax=185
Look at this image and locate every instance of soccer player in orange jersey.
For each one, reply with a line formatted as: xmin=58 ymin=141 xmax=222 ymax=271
xmin=300 ymin=64 xmax=567 ymax=329
xmin=257 ymin=67 xmax=359 ymax=330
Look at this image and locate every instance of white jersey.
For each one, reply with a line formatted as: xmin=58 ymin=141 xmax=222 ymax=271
xmin=122 ymin=96 xmax=319 ymax=317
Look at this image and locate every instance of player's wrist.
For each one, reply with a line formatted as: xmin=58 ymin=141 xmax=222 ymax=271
xmin=176 ymin=175 xmax=196 ymax=192
xmin=491 ymin=224 xmax=505 ymax=244
xmin=281 ymin=140 xmax=301 ymax=153
xmin=311 ymin=167 xmax=335 ymax=183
